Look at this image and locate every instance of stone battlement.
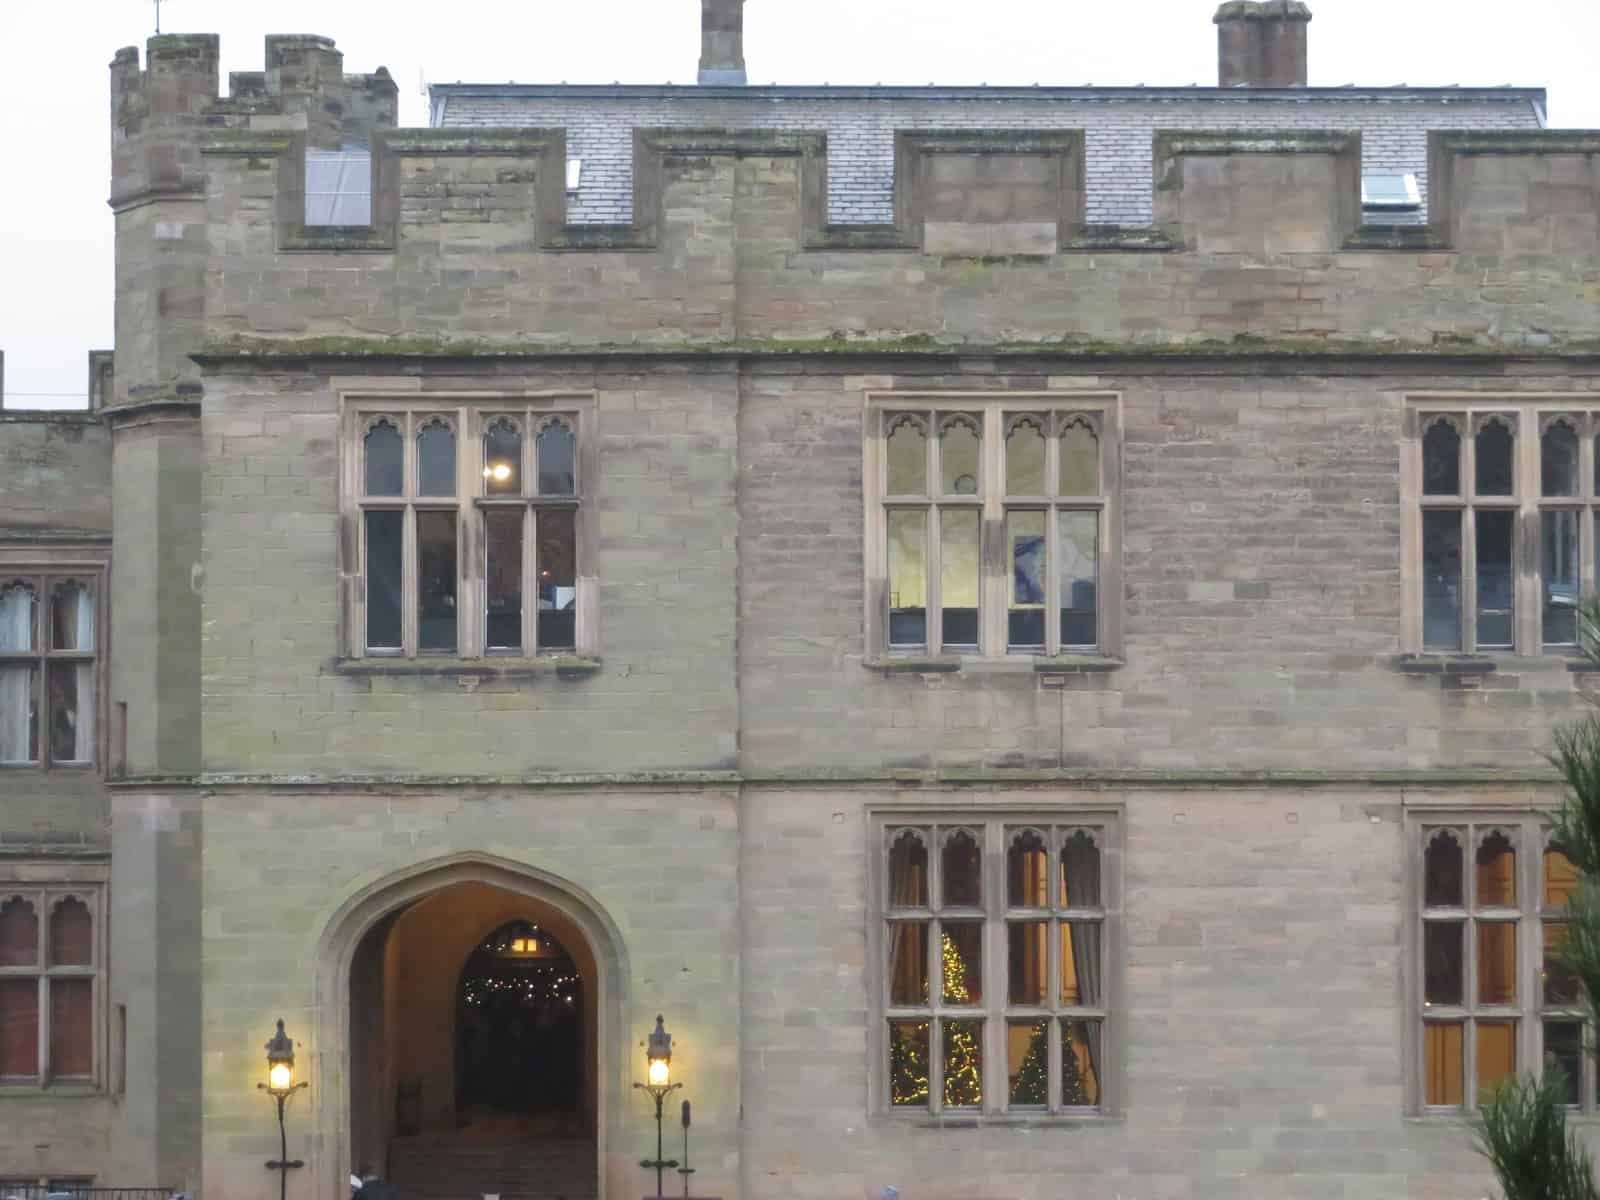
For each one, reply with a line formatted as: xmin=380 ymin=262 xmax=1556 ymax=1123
xmin=109 ymin=34 xmax=396 ymax=209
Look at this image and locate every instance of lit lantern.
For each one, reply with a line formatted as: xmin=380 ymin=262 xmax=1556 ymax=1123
xmin=633 ymin=1015 xmax=684 ymax=1197
xmin=265 ymin=1019 xmax=297 ymax=1096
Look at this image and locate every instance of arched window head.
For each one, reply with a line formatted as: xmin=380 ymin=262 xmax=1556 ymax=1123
xmin=537 ymin=419 xmax=577 ymax=497
xmin=1476 ymin=830 xmax=1517 ymax=907
xmin=1007 ymin=829 xmax=1049 ymax=908
xmin=0 ymin=896 xmax=38 ymax=967
xmin=939 ymin=416 xmax=980 ymax=496
xmin=1060 ymin=830 xmax=1101 ymax=908
xmin=483 ymin=418 xmax=523 ymax=496
xmin=886 ymin=415 xmax=927 ymax=496
xmin=941 ymin=829 xmax=982 ymax=908
xmin=1059 ymin=417 xmax=1100 ymax=497
xmin=363 ymin=418 xmax=403 ymax=497
xmin=888 ymin=829 xmax=929 ymax=908
xmin=0 ymin=582 xmax=37 ymax=653
xmin=1544 ymin=840 xmax=1580 ymax=910
xmin=48 ymin=896 xmax=92 ymax=967
xmin=1542 ymin=419 xmax=1579 ymax=497
xmin=1424 ymin=829 xmax=1464 ymax=908
xmin=1474 ymin=417 xmax=1514 ymax=497
xmin=1006 ymin=416 xmax=1046 ymax=496
xmin=1422 ymin=418 xmax=1461 ymax=497
xmin=417 ymin=417 xmax=456 ymax=497
xmin=50 ymin=582 xmax=94 ymax=653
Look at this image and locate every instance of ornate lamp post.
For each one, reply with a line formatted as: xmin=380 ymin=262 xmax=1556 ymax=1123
xmin=258 ymin=1019 xmax=309 ymax=1200
xmin=632 ymin=1015 xmax=684 ymax=1198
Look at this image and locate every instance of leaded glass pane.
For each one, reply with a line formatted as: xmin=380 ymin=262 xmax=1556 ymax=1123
xmin=1007 ymin=1020 xmax=1049 ymax=1106
xmin=888 ymin=831 xmax=929 ymax=908
xmin=941 ymin=832 xmax=981 ymax=908
xmin=417 ymin=420 xmax=456 ymax=497
xmin=887 ymin=922 xmax=929 ymax=1006
xmin=485 ymin=509 xmax=523 ymax=652
xmin=1424 ymin=1021 xmax=1464 ymax=1106
xmin=1007 ymin=511 xmax=1046 ymax=649
xmin=1059 ymin=512 xmax=1098 ymax=648
xmin=941 ymin=1019 xmax=983 ymax=1107
xmin=483 ymin=419 xmax=522 ymax=496
xmin=1423 ymin=510 xmax=1462 ymax=650
xmin=537 ymin=510 xmax=578 ymax=651
xmin=1476 ymin=511 xmax=1514 ymax=649
xmin=887 ymin=417 xmax=927 ymax=496
xmin=1007 ymin=830 xmax=1048 ymax=908
xmin=888 ymin=1020 xmax=930 ymax=1108
xmin=940 ymin=417 xmax=980 ymax=496
xmin=887 ymin=510 xmax=927 ymax=649
xmin=1062 ymin=1019 xmax=1102 ymax=1108
xmin=1424 ymin=921 xmax=1464 ymax=1005
xmin=940 ymin=510 xmax=980 ymax=649
xmin=50 ymin=583 xmax=93 ymax=652
xmin=941 ymin=924 xmax=983 ymax=1006
xmin=537 ymin=421 xmax=577 ymax=496
xmin=0 ymin=584 xmax=34 ymax=652
xmin=1423 ymin=419 xmax=1461 ymax=496
xmin=364 ymin=511 xmax=403 ymax=651
xmin=1425 ymin=831 xmax=1464 ymax=908
xmin=1543 ymin=421 xmax=1580 ymax=497
xmin=1476 ymin=419 xmax=1514 ymax=496
xmin=417 ymin=511 xmax=458 ymax=653
xmin=1006 ymin=418 xmax=1046 ymax=495
xmin=1059 ymin=419 xmax=1099 ymax=497
xmin=1543 ymin=509 xmax=1579 ymax=646
xmin=364 ymin=420 xmax=403 ymax=496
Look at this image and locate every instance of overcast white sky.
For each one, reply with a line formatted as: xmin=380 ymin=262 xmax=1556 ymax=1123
xmin=1 ymin=0 xmax=1596 ymax=408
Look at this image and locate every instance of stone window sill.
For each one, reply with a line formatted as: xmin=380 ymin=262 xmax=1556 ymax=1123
xmin=880 ymin=1110 xmax=1124 ymax=1129
xmin=329 ymin=655 xmax=602 ymax=680
xmin=864 ymin=654 xmax=1123 ymax=676
xmin=0 ymin=1082 xmax=102 ymax=1098
xmin=1389 ymin=654 xmax=1498 ymax=677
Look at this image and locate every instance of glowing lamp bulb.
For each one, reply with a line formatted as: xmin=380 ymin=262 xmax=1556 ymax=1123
xmin=484 ymin=462 xmax=513 ymax=483
xmin=648 ymin=1058 xmax=670 ymax=1087
xmin=269 ymin=1062 xmax=294 ymax=1092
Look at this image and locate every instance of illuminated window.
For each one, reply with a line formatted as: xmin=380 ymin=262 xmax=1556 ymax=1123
xmin=0 ymin=872 xmax=106 ymax=1088
xmin=1410 ymin=403 xmax=1600 ymax=654
xmin=0 ymin=575 xmax=100 ymax=768
xmin=877 ymin=813 xmax=1120 ymax=1117
xmin=346 ymin=400 xmax=592 ymax=659
xmin=870 ymin=397 xmax=1119 ymax=659
xmin=1413 ymin=814 xmax=1591 ymax=1112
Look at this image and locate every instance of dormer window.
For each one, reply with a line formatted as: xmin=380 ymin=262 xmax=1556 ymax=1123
xmin=305 ymin=144 xmax=373 ymax=226
xmin=1362 ymin=171 xmax=1422 ymax=212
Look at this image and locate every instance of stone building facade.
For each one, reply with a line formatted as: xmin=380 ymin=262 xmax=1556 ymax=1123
xmin=3 ymin=2 xmax=1600 ymax=1197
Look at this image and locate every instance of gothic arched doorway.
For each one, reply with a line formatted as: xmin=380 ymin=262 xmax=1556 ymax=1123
xmin=455 ymin=919 xmax=586 ymax=1131
xmin=335 ymin=869 xmax=612 ymax=1200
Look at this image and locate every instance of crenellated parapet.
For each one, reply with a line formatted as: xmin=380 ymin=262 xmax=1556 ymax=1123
xmin=109 ymin=33 xmax=396 ymax=212
xmin=108 ymin=33 xmax=1600 ymax=360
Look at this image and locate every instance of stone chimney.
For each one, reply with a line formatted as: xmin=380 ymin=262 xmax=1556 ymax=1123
xmin=1214 ymin=1 xmax=1311 ymax=87
xmin=698 ymin=0 xmax=747 ymax=86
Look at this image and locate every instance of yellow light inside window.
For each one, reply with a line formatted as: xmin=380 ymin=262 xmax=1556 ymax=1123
xmin=484 ymin=462 xmax=514 ymax=483
xmin=269 ymin=1062 xmax=294 ymax=1091
xmin=648 ymin=1058 xmax=670 ymax=1087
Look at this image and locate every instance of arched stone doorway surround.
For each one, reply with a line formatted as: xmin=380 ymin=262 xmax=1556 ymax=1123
xmin=308 ymin=852 xmax=630 ymax=1200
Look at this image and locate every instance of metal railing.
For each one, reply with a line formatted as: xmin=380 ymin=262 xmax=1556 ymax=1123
xmin=0 ymin=1188 xmax=181 ymax=1200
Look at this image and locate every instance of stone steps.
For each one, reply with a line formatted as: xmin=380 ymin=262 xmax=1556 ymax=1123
xmin=386 ymin=1136 xmax=597 ymax=1200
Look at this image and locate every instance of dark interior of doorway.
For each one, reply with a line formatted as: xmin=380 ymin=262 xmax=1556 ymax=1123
xmin=455 ymin=919 xmax=585 ymax=1133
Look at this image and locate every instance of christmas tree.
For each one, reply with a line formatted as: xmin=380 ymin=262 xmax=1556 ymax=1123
xmin=940 ymin=933 xmax=983 ymax=1107
xmin=888 ymin=1022 xmax=929 ymax=1107
xmin=1061 ymin=1024 xmax=1089 ymax=1107
xmin=1011 ymin=1025 xmax=1048 ymax=1105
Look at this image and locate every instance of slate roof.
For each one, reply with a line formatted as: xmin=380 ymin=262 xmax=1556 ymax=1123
xmin=431 ymin=84 xmax=1546 ymax=227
